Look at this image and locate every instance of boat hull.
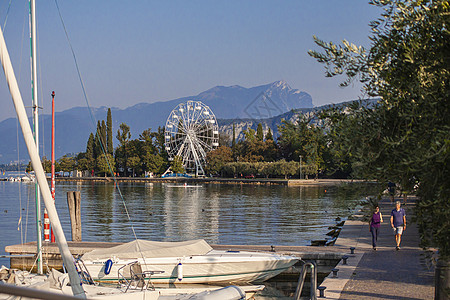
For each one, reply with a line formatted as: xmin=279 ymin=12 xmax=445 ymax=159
xmin=83 ymin=250 xmax=298 ymax=284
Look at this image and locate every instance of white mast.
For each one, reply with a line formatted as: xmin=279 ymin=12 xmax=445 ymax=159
xmin=29 ymin=0 xmax=43 ymax=275
xmin=0 ymin=19 xmax=87 ymax=300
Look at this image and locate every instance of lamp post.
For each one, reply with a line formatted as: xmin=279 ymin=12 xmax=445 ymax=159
xmin=299 ymin=155 xmax=302 ymax=180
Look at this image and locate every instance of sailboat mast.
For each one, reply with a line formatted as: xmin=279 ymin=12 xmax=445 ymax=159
xmin=51 ymin=91 xmax=55 ymax=243
xmin=29 ymin=0 xmax=43 ymax=275
xmin=0 ymin=23 xmax=87 ymax=299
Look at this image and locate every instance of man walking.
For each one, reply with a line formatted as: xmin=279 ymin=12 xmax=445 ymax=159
xmin=390 ymin=201 xmax=406 ymax=250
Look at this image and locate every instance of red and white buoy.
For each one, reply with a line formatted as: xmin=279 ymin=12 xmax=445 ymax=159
xmin=44 ymin=208 xmax=50 ymax=242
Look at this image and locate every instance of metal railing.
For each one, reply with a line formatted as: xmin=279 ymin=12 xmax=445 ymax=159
xmin=75 ymin=258 xmax=96 ymax=285
xmin=294 ymin=260 xmax=317 ymax=300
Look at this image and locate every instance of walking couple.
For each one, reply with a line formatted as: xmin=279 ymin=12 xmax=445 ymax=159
xmin=369 ymin=201 xmax=406 ymax=250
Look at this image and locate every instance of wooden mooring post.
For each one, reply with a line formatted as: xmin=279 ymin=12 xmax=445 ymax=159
xmin=67 ymin=191 xmax=81 ymax=242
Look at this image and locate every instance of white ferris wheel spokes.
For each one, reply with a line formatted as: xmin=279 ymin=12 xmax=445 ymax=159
xmin=164 ymin=101 xmax=219 ymax=176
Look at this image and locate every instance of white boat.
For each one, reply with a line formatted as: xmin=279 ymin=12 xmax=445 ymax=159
xmin=80 ymin=239 xmax=299 ymax=284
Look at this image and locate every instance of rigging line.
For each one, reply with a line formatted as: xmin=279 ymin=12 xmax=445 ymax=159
xmin=53 ymin=0 xmax=145 ymax=261
xmin=17 ymin=116 xmax=23 ymax=245
xmin=36 ymin=18 xmax=45 ymax=158
xmin=25 ymin=183 xmax=31 ymax=243
xmin=17 ymin=9 xmax=28 ymax=247
xmin=53 ymin=0 xmax=95 ymax=127
xmin=1 ymin=0 xmax=13 ymax=33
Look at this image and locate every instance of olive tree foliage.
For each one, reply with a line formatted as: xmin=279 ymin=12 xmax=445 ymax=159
xmin=309 ymin=0 xmax=449 ymax=258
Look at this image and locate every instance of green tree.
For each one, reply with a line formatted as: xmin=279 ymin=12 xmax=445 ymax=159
xmin=263 ymin=127 xmax=278 ymax=162
xmin=263 ymin=139 xmax=278 ymax=162
xmin=309 ymin=0 xmax=450 ymax=258
xmin=171 ymin=156 xmax=185 ymax=174
xmin=206 ymin=146 xmax=233 ymax=175
xmin=278 ymin=116 xmax=326 ymax=177
xmin=243 ymin=128 xmax=256 ymax=143
xmin=152 ymin=126 xmax=168 ymax=161
xmin=86 ymin=133 xmax=95 ymax=160
xmin=76 ymin=157 xmax=89 ymax=172
xmin=274 ymin=160 xmax=298 ymax=179
xmin=128 ymin=156 xmax=141 ymax=177
xmin=265 ymin=128 xmax=273 ymax=141
xmin=139 ymin=128 xmax=168 ymax=174
xmin=27 ymin=157 xmax=52 ymax=173
xmin=256 ymin=123 xmax=264 ymax=141
xmin=93 ymin=121 xmax=102 ymax=159
xmin=318 ymin=106 xmax=355 ymax=178
xmin=43 ymin=156 xmax=52 ymax=173
xmin=235 ymin=128 xmax=263 ymax=162
xmin=101 ymin=120 xmax=107 ymax=153
xmin=85 ymin=133 xmax=96 ymax=172
xmin=277 ymin=120 xmax=301 ymax=161
xmin=106 ymin=108 xmax=113 ymax=155
xmin=58 ymin=155 xmax=75 ymax=173
xmin=115 ymin=122 xmax=131 ymax=176
xmin=143 ymin=153 xmax=165 ymax=174
xmin=96 ymin=153 xmax=115 ymax=177
xmin=125 ymin=139 xmax=143 ymax=176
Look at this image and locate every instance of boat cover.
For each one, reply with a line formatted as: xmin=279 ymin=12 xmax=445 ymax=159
xmin=82 ymin=239 xmax=213 ymax=260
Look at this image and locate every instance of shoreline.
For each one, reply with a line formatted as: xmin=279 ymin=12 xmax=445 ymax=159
xmin=49 ymin=177 xmax=371 ymax=186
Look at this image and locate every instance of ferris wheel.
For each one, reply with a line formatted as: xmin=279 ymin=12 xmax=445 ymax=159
xmin=164 ymin=101 xmax=219 ymax=176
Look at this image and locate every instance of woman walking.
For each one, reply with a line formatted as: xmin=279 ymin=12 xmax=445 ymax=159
xmin=369 ymin=205 xmax=383 ymax=250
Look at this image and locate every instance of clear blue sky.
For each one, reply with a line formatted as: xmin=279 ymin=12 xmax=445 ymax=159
xmin=1 ymin=1 xmax=381 ymax=122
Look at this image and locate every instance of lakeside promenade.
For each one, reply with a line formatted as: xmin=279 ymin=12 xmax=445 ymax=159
xmin=321 ymin=196 xmax=435 ymax=299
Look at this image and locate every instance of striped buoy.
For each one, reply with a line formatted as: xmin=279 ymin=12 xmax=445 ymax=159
xmin=44 ymin=209 xmax=50 ymax=242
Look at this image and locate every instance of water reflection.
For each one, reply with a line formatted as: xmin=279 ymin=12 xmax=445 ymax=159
xmin=0 ymin=181 xmax=380 ymax=267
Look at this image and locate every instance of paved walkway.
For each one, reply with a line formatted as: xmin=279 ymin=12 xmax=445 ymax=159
xmin=320 ymin=197 xmax=435 ymax=299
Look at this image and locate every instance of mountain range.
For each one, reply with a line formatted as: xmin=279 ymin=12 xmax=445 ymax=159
xmin=0 ymin=80 xmax=313 ymax=164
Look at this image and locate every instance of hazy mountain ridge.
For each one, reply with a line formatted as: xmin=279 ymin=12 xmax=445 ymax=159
xmin=218 ymin=98 xmax=379 ymax=142
xmin=0 ymin=80 xmax=313 ymax=163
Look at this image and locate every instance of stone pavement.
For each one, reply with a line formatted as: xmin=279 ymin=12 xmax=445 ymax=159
xmin=319 ymin=197 xmax=435 ymax=299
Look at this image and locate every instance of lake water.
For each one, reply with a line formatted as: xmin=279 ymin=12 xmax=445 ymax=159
xmin=0 ymin=179 xmax=379 ymax=269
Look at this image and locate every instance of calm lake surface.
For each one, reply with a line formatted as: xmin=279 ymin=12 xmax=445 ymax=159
xmin=0 ymin=179 xmax=379 ymax=268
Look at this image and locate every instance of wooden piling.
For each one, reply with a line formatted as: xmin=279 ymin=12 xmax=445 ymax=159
xmin=67 ymin=191 xmax=81 ymax=242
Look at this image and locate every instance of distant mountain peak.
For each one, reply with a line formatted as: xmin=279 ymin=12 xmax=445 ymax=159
xmin=269 ymin=80 xmax=290 ymax=89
